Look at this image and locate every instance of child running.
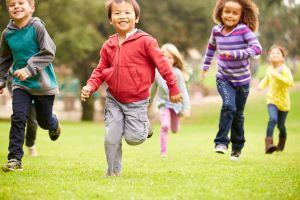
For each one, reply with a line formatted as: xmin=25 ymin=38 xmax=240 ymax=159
xmin=80 ymin=0 xmax=182 ymax=176
xmin=200 ymin=0 xmax=262 ymax=161
xmin=150 ymin=43 xmax=191 ymax=158
xmin=0 ymin=0 xmax=61 ymax=172
xmin=257 ymin=44 xmax=294 ymax=154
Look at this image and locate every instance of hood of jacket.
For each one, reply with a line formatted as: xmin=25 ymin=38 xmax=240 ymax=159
xmin=7 ymin=17 xmax=44 ymax=30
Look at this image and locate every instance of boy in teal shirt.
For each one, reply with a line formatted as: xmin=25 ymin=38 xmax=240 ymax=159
xmin=0 ymin=0 xmax=61 ymax=172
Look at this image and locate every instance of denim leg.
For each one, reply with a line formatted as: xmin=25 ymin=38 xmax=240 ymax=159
xmin=277 ymin=110 xmax=288 ymax=137
xmin=215 ymin=79 xmax=236 ymax=147
xmin=266 ymin=104 xmax=278 ymax=137
xmin=33 ymin=95 xmax=58 ymax=131
xmin=230 ymin=84 xmax=249 ymax=152
xmin=25 ymin=104 xmax=38 ymax=147
xmin=8 ymin=89 xmax=32 ymax=161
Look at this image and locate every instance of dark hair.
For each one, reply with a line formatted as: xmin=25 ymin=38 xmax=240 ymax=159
xmin=213 ymin=0 xmax=259 ymax=32
xmin=269 ymin=44 xmax=288 ymax=58
xmin=105 ymin=0 xmax=140 ymax=20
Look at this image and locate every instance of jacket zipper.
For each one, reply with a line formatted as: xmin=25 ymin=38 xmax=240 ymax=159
xmin=116 ymin=45 xmax=120 ymax=100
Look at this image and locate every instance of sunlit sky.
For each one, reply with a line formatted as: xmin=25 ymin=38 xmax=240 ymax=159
xmin=284 ymin=0 xmax=300 ymax=6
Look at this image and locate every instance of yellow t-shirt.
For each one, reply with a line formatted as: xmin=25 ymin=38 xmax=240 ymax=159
xmin=258 ymin=65 xmax=294 ymax=111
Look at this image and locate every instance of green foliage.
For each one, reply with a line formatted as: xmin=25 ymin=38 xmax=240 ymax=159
xmin=0 ymin=0 xmax=299 ymax=121
xmin=139 ymin=0 xmax=215 ymax=51
xmin=0 ymin=91 xmax=299 ymax=199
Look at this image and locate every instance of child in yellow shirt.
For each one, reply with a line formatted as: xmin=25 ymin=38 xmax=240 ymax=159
xmin=258 ymin=44 xmax=294 ymax=154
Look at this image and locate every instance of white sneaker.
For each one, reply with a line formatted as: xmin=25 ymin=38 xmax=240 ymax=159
xmin=214 ymin=144 xmax=228 ymax=154
xmin=28 ymin=145 xmax=38 ymax=157
xmin=230 ymin=151 xmax=241 ymax=161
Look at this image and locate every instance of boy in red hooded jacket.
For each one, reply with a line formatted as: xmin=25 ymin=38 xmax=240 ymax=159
xmin=81 ymin=0 xmax=182 ymax=176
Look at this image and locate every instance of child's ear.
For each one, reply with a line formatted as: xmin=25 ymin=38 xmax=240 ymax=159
xmin=135 ymin=16 xmax=139 ymax=24
xmin=31 ymin=5 xmax=35 ymax=14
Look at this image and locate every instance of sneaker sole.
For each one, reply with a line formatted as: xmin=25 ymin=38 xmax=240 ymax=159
xmin=266 ymin=146 xmax=277 ymax=154
xmin=214 ymin=149 xmax=226 ymax=154
xmin=2 ymin=167 xmax=23 ymax=173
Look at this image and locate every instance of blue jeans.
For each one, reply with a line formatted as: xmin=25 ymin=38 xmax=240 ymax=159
xmin=215 ymin=79 xmax=250 ymax=152
xmin=266 ymin=104 xmax=288 ymax=137
xmin=25 ymin=104 xmax=38 ymax=147
xmin=8 ymin=89 xmax=58 ymax=161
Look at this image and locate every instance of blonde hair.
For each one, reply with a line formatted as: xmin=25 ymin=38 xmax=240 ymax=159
xmin=161 ymin=43 xmax=184 ymax=71
xmin=6 ymin=0 xmax=35 ymax=6
xmin=161 ymin=43 xmax=193 ymax=82
xmin=213 ymin=0 xmax=259 ymax=32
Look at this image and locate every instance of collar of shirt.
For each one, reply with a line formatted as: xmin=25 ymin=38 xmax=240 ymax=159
xmin=117 ymin=29 xmax=138 ymax=40
xmin=126 ymin=28 xmax=137 ymax=39
xmin=217 ymin=24 xmax=241 ymax=36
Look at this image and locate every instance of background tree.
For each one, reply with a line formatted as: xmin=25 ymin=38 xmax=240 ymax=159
xmin=1 ymin=0 xmax=299 ymax=121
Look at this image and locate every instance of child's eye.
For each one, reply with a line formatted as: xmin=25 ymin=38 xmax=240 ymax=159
xmin=125 ymin=11 xmax=132 ymax=15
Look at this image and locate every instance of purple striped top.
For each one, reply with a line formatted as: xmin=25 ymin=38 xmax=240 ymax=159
xmin=202 ymin=24 xmax=262 ymax=86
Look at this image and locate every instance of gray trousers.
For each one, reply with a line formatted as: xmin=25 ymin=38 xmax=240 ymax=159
xmin=104 ymin=91 xmax=150 ymax=175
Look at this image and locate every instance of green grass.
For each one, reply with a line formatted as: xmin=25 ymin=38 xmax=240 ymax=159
xmin=0 ymin=92 xmax=300 ymax=200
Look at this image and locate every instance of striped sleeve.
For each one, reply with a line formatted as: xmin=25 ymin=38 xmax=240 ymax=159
xmin=202 ymin=28 xmax=217 ymax=71
xmin=230 ymin=27 xmax=262 ymax=60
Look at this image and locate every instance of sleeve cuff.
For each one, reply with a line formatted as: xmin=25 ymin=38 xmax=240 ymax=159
xmin=168 ymin=84 xmax=180 ymax=96
xmin=24 ymin=67 xmax=33 ymax=78
xmin=202 ymin=65 xmax=209 ymax=71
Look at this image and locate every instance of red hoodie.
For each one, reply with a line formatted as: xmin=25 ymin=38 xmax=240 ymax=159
xmin=87 ymin=30 xmax=180 ymax=103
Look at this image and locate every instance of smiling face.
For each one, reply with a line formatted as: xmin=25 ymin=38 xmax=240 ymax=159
xmin=221 ymin=1 xmax=242 ymax=29
xmin=7 ymin=0 xmax=34 ymax=27
xmin=109 ymin=1 xmax=139 ymax=37
xmin=269 ymin=48 xmax=285 ymax=65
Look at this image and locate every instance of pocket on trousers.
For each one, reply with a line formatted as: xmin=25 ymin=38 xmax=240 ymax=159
xmin=138 ymin=111 xmax=149 ymax=132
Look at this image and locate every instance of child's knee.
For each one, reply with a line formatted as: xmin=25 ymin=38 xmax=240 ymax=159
xmin=124 ymin=131 xmax=147 ymax=146
xmin=11 ymin=113 xmax=27 ymax=124
xmin=161 ymin=125 xmax=169 ymax=133
xmin=222 ymin=104 xmax=236 ymax=113
xmin=269 ymin=117 xmax=277 ymax=124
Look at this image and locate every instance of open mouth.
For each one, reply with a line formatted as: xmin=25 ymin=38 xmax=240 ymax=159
xmin=14 ymin=11 xmax=23 ymax=15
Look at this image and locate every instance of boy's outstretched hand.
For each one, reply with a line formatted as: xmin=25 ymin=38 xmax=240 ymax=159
xmin=170 ymin=93 xmax=182 ymax=103
xmin=81 ymin=85 xmax=92 ymax=101
xmin=14 ymin=69 xmax=29 ymax=81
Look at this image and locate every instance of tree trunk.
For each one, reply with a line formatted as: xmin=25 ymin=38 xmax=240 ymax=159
xmin=75 ymin=58 xmax=96 ymax=121
xmin=81 ymin=97 xmax=95 ymax=121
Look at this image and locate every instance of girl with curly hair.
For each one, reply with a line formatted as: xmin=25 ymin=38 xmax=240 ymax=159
xmin=200 ymin=0 xmax=262 ymax=161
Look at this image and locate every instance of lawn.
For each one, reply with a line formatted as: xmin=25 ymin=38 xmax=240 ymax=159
xmin=0 ymin=91 xmax=299 ymax=200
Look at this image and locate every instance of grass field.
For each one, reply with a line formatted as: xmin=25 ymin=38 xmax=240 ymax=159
xmin=0 ymin=91 xmax=299 ymax=200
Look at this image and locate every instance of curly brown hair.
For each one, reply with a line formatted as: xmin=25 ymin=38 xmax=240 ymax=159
xmin=213 ymin=0 xmax=259 ymax=32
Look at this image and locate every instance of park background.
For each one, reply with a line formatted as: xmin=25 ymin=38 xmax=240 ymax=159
xmin=0 ymin=0 xmax=300 ymax=199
